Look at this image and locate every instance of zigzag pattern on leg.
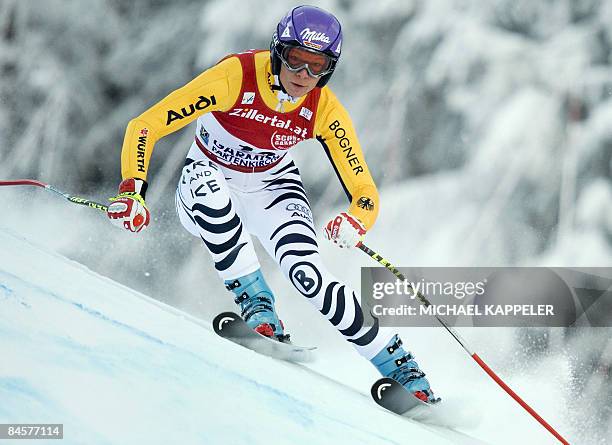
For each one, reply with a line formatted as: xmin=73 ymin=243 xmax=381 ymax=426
xmin=177 ymin=180 xmax=247 ymax=274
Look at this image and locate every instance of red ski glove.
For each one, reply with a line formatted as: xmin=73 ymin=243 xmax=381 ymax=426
xmin=323 ymin=212 xmax=366 ymax=248
xmin=107 ymin=178 xmax=150 ymax=233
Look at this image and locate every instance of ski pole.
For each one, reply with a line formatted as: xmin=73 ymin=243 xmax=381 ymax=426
xmin=0 ymin=179 xmax=108 ymax=212
xmin=357 ymin=241 xmax=570 ymax=445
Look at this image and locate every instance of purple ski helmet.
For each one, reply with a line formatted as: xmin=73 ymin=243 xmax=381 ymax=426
xmin=270 ymin=5 xmax=342 ymax=88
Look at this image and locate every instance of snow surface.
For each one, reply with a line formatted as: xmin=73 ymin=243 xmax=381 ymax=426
xmin=0 ymin=228 xmax=489 ymax=445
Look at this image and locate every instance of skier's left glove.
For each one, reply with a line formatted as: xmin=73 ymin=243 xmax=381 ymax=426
xmin=323 ymin=212 xmax=366 ymax=249
xmin=107 ymin=178 xmax=150 ymax=233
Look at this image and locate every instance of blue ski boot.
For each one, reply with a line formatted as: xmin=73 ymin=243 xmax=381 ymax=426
xmin=225 ymin=270 xmax=289 ymax=342
xmin=371 ymin=334 xmax=440 ymax=404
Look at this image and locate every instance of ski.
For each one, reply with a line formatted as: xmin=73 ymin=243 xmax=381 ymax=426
xmin=371 ymin=377 xmax=435 ymax=416
xmin=371 ymin=378 xmax=485 ymax=430
xmin=212 ymin=311 xmax=316 ymax=363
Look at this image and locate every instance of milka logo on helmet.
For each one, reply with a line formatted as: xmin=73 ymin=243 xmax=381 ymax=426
xmin=300 ymin=28 xmax=331 ymax=43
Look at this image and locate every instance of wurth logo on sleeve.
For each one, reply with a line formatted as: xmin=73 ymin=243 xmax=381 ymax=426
xmin=137 ymin=128 xmax=148 ymax=173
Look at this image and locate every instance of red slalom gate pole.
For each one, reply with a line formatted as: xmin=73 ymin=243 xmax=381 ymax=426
xmin=357 ymin=242 xmax=570 ymax=445
xmin=0 ymin=179 xmax=108 ymax=212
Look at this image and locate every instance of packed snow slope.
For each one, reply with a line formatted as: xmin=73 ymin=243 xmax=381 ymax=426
xmin=0 ymin=228 xmax=487 ymax=445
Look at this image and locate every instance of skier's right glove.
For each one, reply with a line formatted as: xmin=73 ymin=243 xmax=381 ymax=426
xmin=107 ymin=178 xmax=150 ymax=233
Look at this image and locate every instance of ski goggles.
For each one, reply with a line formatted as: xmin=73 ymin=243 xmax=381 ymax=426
xmin=278 ymin=45 xmax=334 ymax=78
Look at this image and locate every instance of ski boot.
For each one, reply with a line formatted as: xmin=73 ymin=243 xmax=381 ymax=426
xmin=225 ymin=270 xmax=289 ymax=342
xmin=371 ymin=334 xmax=440 ymax=404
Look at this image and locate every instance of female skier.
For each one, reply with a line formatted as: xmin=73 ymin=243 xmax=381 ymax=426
xmin=107 ymin=5 xmax=438 ymax=404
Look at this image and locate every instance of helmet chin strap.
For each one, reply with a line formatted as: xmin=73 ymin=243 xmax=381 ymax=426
xmin=271 ymin=74 xmax=283 ymax=92
xmin=273 ymin=74 xmax=298 ymax=112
